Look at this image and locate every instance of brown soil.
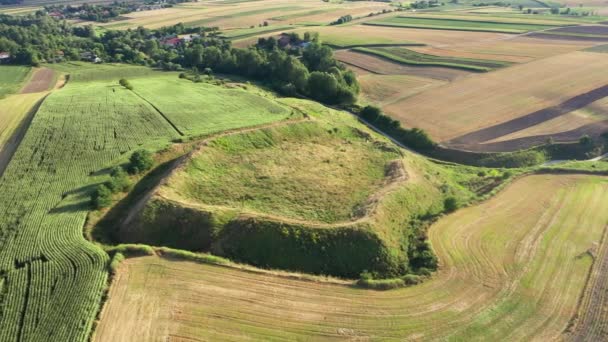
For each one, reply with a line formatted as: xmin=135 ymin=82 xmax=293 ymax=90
xmin=20 ymin=68 xmax=56 ymax=94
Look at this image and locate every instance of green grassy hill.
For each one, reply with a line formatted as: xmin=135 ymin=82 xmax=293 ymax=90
xmin=114 ymin=98 xmax=505 ymax=278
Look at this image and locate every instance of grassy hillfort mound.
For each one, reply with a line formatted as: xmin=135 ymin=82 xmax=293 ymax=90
xmin=113 ymin=104 xmax=490 ymax=278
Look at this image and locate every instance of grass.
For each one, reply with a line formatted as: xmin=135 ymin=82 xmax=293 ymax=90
xmin=0 ymin=65 xmax=31 ymax=98
xmin=353 ymin=46 xmax=511 ymax=71
xmin=129 ymin=75 xmax=293 ymax=137
xmin=586 ymin=44 xmax=608 ymax=53
xmin=167 ymin=122 xmax=401 ymax=223
xmin=111 ymin=97 xmax=511 ymax=278
xmin=95 ymin=174 xmax=608 ymax=340
xmin=365 ymin=15 xmax=560 ymax=33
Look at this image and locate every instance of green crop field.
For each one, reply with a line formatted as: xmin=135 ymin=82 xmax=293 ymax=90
xmin=352 ymin=46 xmax=511 ymax=71
xmin=365 ymin=16 xmax=560 ymax=33
xmin=0 ymin=64 xmax=300 ymax=340
xmin=129 ymin=75 xmax=293 ymax=137
xmin=0 ymin=66 xmax=31 ymax=98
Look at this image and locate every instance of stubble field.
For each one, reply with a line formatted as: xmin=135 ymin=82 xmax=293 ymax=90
xmin=95 ymin=174 xmax=608 ymax=341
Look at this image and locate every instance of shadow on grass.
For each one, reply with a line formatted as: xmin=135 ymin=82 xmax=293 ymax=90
xmin=90 ymin=157 xmax=183 ymax=245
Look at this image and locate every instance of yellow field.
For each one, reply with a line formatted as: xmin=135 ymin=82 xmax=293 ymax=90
xmin=384 ymin=51 xmax=608 ymax=149
xmin=95 ymin=174 xmax=608 ymax=341
xmin=0 ymin=92 xmax=48 ymax=168
xmin=82 ymin=0 xmax=391 ymax=30
xmin=358 ymin=74 xmax=446 ymax=107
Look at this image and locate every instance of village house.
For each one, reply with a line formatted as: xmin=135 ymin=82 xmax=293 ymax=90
xmin=0 ymin=52 xmax=11 ymax=63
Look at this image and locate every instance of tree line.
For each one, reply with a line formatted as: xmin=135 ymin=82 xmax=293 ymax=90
xmin=0 ymin=13 xmax=358 ymax=105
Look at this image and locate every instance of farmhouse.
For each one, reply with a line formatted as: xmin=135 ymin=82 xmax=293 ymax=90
xmin=161 ymin=37 xmax=181 ymax=47
xmin=0 ymin=52 xmax=10 ymax=63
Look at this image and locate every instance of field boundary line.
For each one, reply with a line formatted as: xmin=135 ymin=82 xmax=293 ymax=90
xmin=130 ymin=89 xmax=185 ymax=136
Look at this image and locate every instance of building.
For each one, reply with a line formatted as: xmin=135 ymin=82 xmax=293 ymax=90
xmin=161 ymin=37 xmax=181 ymax=48
xmin=0 ymin=52 xmax=10 ymax=63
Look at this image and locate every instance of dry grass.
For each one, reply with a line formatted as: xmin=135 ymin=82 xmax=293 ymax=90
xmin=384 ymin=51 xmax=608 ymax=145
xmin=95 ymin=174 xmax=608 ymax=341
xmin=358 ymin=74 xmax=446 ymax=107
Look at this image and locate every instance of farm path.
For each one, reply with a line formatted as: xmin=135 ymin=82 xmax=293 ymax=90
xmin=19 ymin=67 xmax=56 ymax=94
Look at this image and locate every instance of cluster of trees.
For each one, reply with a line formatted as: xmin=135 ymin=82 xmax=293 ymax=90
xmin=359 ymin=106 xmax=436 ymax=150
xmin=44 ymin=3 xmax=135 ymax=22
xmin=179 ymin=32 xmax=359 ymax=105
xmin=410 ymin=0 xmax=441 ymax=9
xmin=0 ymin=13 xmax=358 ymax=105
xmin=330 ymin=14 xmax=353 ymax=25
xmin=91 ymin=150 xmax=153 ymax=209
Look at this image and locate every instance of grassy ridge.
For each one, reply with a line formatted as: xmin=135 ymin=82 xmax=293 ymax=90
xmin=365 ymin=16 xmax=559 ymax=33
xmin=352 ymin=46 xmax=509 ymax=72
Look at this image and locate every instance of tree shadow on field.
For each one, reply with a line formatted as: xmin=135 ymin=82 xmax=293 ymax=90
xmin=49 ymin=201 xmax=91 ymax=214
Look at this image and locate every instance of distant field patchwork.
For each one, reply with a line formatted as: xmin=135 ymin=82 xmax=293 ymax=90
xmin=365 ymin=15 xmax=561 ymax=33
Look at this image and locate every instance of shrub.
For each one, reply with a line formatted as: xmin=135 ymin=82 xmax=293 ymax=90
xmin=128 ymin=149 xmax=154 ymax=174
xmin=119 ymin=78 xmax=133 ymax=90
xmin=106 ymin=166 xmax=131 ymax=193
xmin=357 ymin=277 xmax=405 ymax=290
xmin=92 ymin=184 xmax=112 ymax=209
xmin=108 ymin=252 xmax=124 ymax=275
xmin=402 ymin=274 xmax=422 ymax=285
xmin=106 ymin=244 xmax=155 ymax=257
xmin=579 ymin=134 xmax=593 ymax=146
xmin=443 ymin=196 xmax=459 ymax=213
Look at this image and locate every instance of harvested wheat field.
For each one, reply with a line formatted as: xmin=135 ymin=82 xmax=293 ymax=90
xmin=95 ymin=174 xmax=608 ymax=341
xmin=335 ymin=49 xmax=471 ymax=81
xmin=359 ymin=74 xmax=447 ymax=107
xmin=384 ymin=51 xmax=608 ymax=151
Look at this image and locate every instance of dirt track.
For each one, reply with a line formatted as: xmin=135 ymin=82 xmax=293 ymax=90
xmin=20 ymin=68 xmax=55 ymax=94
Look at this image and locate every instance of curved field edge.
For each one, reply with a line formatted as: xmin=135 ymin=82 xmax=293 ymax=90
xmin=93 ymin=174 xmax=608 ymax=341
